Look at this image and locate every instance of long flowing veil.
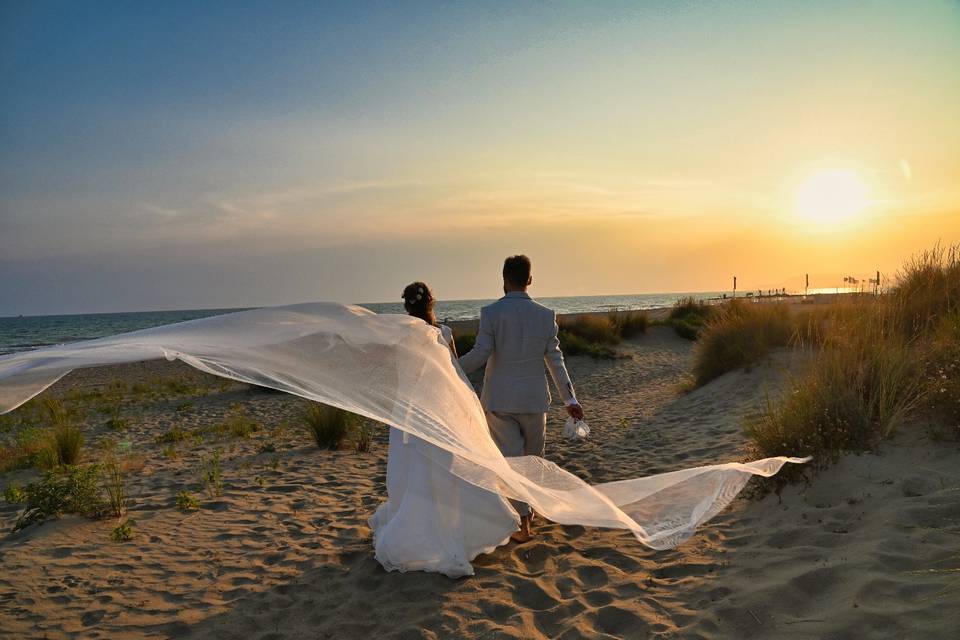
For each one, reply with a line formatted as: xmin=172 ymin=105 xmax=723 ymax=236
xmin=0 ymin=303 xmax=807 ymax=549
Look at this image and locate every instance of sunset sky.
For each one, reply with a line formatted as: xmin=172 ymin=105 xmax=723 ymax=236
xmin=1 ymin=1 xmax=958 ymax=315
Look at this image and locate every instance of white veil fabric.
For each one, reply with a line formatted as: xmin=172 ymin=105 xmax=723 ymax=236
xmin=0 ymin=303 xmax=808 ymax=550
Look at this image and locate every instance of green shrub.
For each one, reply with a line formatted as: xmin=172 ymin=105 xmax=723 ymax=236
xmin=671 ymin=318 xmax=702 ymax=341
xmin=668 ymin=297 xmax=715 ymax=340
xmin=693 ymin=301 xmax=793 ymax=386
xmin=610 ymin=311 xmax=650 ymax=338
xmin=13 ymin=465 xmax=105 ymax=531
xmin=454 ymin=332 xmax=476 ymax=355
xmin=200 ymin=450 xmax=223 ymax=499
xmin=110 ymin=519 xmax=135 ymax=542
xmin=558 ymin=330 xmax=617 ymax=359
xmin=3 ymin=483 xmax=26 ymax=504
xmin=176 ymin=490 xmax=199 ymax=511
xmin=303 ymin=403 xmax=358 ymax=449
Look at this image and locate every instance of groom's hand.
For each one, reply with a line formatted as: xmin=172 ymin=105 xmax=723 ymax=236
xmin=566 ymin=403 xmax=584 ymax=421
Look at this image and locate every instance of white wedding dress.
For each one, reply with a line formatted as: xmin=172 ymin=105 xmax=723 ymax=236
xmin=369 ymin=325 xmax=519 ymax=577
xmin=0 ymin=303 xmax=809 ymax=580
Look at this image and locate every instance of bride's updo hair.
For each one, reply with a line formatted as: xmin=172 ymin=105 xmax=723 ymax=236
xmin=402 ymin=281 xmax=437 ymax=326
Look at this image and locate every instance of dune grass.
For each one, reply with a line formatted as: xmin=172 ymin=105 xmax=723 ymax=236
xmin=746 ymin=244 xmax=959 ymax=468
xmin=610 ymin=310 xmax=650 ymax=338
xmin=559 ymin=315 xmax=622 ymax=346
xmin=692 ymin=301 xmax=794 ymax=386
xmin=558 ymin=311 xmax=650 ymax=359
xmin=303 ymin=403 xmax=359 ymax=450
xmin=668 ymin=297 xmax=715 ymax=340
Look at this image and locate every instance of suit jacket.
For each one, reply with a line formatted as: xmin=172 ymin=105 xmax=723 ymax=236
xmin=458 ymin=292 xmax=575 ymax=413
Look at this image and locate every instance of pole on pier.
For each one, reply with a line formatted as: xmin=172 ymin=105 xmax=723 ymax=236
xmin=805 ymin=273 xmax=809 ymax=297
xmin=733 ymin=276 xmax=737 ymax=299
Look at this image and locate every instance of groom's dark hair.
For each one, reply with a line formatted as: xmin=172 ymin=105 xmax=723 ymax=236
xmin=503 ymin=255 xmax=532 ymax=287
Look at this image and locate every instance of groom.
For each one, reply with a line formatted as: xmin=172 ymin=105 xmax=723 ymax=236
xmin=459 ymin=255 xmax=584 ymax=543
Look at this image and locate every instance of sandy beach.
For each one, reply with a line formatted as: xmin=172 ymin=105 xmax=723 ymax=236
xmin=0 ymin=321 xmax=957 ymax=639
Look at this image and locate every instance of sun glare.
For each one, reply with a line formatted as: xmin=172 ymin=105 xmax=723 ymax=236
xmin=794 ymin=170 xmax=869 ymax=226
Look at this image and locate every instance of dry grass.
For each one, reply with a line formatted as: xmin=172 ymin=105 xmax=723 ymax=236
xmin=746 ymin=244 xmax=959 ymax=467
xmin=692 ymin=301 xmax=793 ymax=386
xmin=303 ymin=403 xmax=359 ymax=450
xmin=558 ymin=315 xmax=622 ymax=346
xmin=610 ymin=310 xmax=650 ymax=338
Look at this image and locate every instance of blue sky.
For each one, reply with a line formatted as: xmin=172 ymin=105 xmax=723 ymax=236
xmin=1 ymin=1 xmax=958 ymax=315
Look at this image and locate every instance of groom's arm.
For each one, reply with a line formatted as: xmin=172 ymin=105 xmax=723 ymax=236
xmin=544 ymin=314 xmax=583 ymax=419
xmin=458 ymin=309 xmax=494 ymax=374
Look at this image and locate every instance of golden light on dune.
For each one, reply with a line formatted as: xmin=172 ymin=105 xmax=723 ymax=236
xmin=794 ymin=170 xmax=870 ymax=226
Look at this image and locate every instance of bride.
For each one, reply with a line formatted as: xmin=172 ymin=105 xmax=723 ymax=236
xmin=369 ymin=282 xmax=519 ymax=577
xmin=0 ymin=298 xmax=807 ymax=579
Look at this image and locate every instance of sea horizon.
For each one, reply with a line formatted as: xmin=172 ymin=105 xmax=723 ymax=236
xmin=0 ymin=291 xmax=732 ymax=355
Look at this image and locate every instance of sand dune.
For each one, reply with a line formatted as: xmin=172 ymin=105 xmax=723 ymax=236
xmin=0 ymin=326 xmax=957 ymax=638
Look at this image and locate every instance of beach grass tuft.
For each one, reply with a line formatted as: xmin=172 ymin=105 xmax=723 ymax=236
xmin=610 ymin=310 xmax=650 ymax=338
xmin=692 ymin=300 xmax=793 ymax=386
xmin=354 ymin=420 xmax=373 ymax=453
xmin=668 ymin=297 xmax=714 ymax=340
xmin=303 ymin=403 xmax=358 ymax=450
xmin=101 ymin=456 xmax=128 ymax=520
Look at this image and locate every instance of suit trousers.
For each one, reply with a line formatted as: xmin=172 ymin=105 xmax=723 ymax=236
xmin=484 ymin=411 xmax=547 ymax=517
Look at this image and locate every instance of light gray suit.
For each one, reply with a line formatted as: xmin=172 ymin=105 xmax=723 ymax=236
xmin=458 ymin=292 xmax=577 ymax=515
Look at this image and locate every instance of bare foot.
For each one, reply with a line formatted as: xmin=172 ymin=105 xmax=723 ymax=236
xmin=511 ymin=515 xmax=535 ymax=544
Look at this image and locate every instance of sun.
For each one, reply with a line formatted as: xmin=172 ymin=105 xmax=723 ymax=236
xmin=793 ymin=170 xmax=869 ymax=225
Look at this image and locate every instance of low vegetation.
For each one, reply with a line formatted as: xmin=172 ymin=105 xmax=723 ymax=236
xmin=101 ymin=457 xmax=128 ymax=519
xmin=610 ymin=310 xmax=650 ymax=338
xmin=13 ymin=465 xmax=104 ymax=532
xmin=220 ymin=405 xmax=259 ymax=439
xmin=559 ymin=311 xmax=650 ymax=359
xmin=200 ymin=449 xmax=223 ymax=499
xmin=303 ymin=403 xmax=359 ymax=449
xmin=176 ymin=490 xmax=200 ymax=511
xmin=354 ymin=421 xmax=373 ymax=453
xmin=110 ymin=518 xmax=136 ymax=542
xmin=692 ymin=300 xmax=794 ymax=386
xmin=668 ymin=297 xmax=714 ymax=340
xmin=3 ymin=483 xmax=26 ymax=504
xmin=745 ymin=244 xmax=960 ymax=470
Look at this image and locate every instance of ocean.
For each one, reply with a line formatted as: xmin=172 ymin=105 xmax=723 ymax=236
xmin=0 ymin=292 xmax=726 ymax=356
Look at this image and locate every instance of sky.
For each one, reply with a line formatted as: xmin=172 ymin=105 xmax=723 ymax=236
xmin=1 ymin=0 xmax=958 ymax=315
